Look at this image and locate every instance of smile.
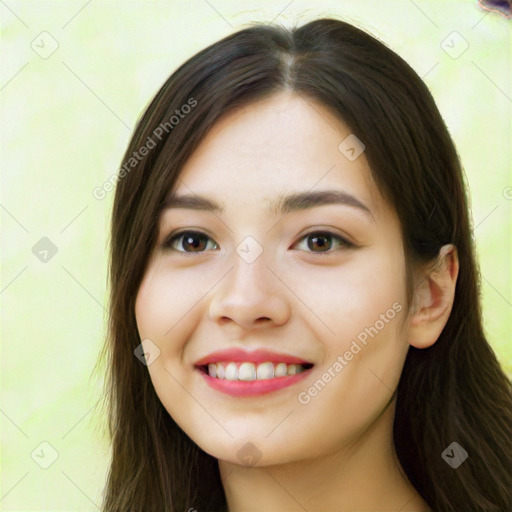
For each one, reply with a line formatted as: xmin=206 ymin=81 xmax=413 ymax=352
xmin=203 ymin=361 xmax=312 ymax=381
xmin=194 ymin=347 xmax=315 ymax=396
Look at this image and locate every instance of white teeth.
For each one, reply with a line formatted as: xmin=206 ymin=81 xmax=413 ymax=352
xmin=275 ymin=363 xmax=288 ymax=377
xmin=225 ymin=362 xmax=238 ymax=381
xmin=205 ymin=361 xmax=311 ymax=380
xmin=239 ymin=362 xmax=257 ymax=381
xmin=256 ymin=362 xmax=274 ymax=380
xmin=216 ymin=364 xmax=226 ymax=379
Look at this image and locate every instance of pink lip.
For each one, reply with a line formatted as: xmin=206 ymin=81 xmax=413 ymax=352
xmin=197 ymin=367 xmax=313 ymax=396
xmin=194 ymin=348 xmax=312 ymax=366
xmin=194 ymin=348 xmax=314 ymax=397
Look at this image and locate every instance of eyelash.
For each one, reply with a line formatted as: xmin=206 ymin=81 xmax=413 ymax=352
xmin=162 ymin=230 xmax=355 ymax=255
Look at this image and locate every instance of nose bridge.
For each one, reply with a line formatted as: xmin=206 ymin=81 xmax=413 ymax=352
xmin=227 ymin=235 xmax=273 ymax=300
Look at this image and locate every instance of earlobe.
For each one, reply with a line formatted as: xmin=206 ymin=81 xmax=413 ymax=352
xmin=408 ymin=244 xmax=459 ymax=349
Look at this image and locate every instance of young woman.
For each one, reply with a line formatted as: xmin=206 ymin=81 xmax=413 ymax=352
xmin=99 ymin=17 xmax=512 ymax=512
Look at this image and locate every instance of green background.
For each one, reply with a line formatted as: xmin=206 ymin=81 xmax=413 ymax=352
xmin=1 ymin=0 xmax=510 ymax=510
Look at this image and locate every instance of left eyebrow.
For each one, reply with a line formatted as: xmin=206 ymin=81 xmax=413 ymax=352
xmin=163 ymin=190 xmax=374 ymax=220
xmin=271 ymin=190 xmax=373 ymax=219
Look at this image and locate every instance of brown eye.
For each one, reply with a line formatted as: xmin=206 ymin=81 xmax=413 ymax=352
xmin=294 ymin=231 xmax=354 ymax=254
xmin=307 ymin=233 xmax=332 ymax=252
xmin=163 ymin=231 xmax=218 ymax=253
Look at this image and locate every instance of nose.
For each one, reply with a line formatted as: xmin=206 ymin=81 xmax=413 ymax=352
xmin=208 ymin=252 xmax=290 ymax=332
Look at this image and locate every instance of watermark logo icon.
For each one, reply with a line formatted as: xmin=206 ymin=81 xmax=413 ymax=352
xmin=134 ymin=338 xmax=161 ymax=366
xmin=236 ymin=442 xmax=262 ymax=466
xmin=338 ymin=134 xmax=365 ymax=161
xmin=31 ymin=441 xmax=59 ymax=469
xmin=32 ymin=237 xmax=58 ymax=263
xmin=441 ymin=441 xmax=468 ymax=468
xmin=31 ymin=31 xmax=59 ymax=59
xmin=236 ymin=236 xmax=263 ymax=264
xmin=441 ymin=31 xmax=469 ymax=59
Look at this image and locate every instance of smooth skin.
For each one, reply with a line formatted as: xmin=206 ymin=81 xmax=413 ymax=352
xmin=135 ymin=91 xmax=458 ymax=511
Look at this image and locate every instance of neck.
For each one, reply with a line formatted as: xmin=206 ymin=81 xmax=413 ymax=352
xmin=218 ymin=402 xmax=430 ymax=512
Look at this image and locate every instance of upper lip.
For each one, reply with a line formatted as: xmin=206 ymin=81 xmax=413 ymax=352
xmin=194 ymin=348 xmax=313 ymax=367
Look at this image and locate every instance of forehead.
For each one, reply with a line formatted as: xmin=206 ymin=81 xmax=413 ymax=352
xmin=169 ymin=91 xmax=382 ymax=218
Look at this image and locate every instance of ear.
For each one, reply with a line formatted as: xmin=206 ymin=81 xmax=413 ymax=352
xmin=408 ymin=244 xmax=459 ymax=349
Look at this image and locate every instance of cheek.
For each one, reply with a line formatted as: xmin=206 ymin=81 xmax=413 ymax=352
xmin=134 ymin=267 xmax=201 ymax=423
xmin=302 ymin=250 xmax=408 ymax=423
xmin=288 ymin=244 xmax=409 ymax=419
xmin=135 ymin=272 xmax=170 ymax=342
xmin=287 ymin=247 xmax=407 ymax=347
xmin=135 ymin=261 xmax=207 ymax=342
xmin=134 ymin=267 xmax=192 ymax=382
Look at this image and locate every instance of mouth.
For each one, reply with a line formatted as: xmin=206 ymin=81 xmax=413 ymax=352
xmin=193 ymin=348 xmax=315 ymax=396
xmin=197 ymin=361 xmax=314 ymax=381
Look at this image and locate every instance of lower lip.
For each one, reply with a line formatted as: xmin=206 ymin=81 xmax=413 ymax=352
xmin=197 ymin=367 xmax=313 ymax=396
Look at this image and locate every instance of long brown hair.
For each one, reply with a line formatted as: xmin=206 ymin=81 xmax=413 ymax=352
xmin=98 ymin=18 xmax=512 ymax=511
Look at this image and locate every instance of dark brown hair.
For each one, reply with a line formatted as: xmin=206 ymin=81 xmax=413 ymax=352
xmin=98 ymin=18 xmax=512 ymax=511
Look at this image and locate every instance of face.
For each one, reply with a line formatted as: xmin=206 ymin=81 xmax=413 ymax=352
xmin=135 ymin=91 xmax=411 ymax=466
